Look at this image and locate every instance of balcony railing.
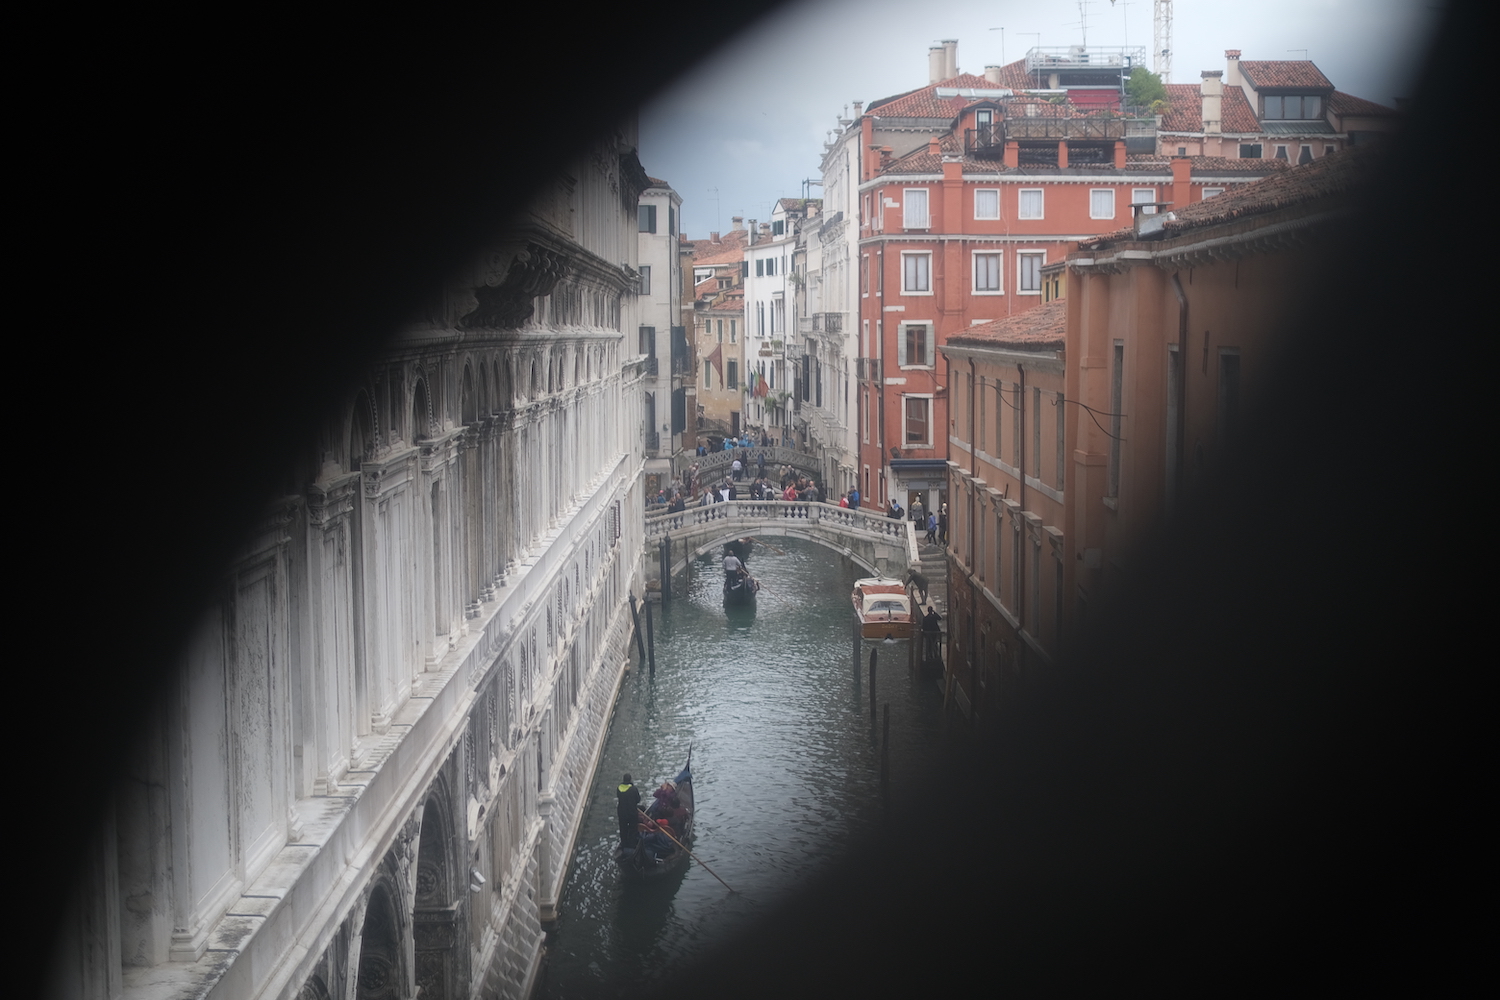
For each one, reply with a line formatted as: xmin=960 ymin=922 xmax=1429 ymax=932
xmin=644 ymin=357 xmax=659 ymax=376
xmin=1023 ymin=45 xmax=1147 ymax=74
xmin=645 ymin=431 xmax=661 ymax=453
xmin=813 ymin=312 xmax=844 ymax=335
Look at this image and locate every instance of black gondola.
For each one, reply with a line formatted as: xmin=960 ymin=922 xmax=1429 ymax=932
xmin=723 ymin=538 xmax=758 ymax=604
xmin=613 ymin=755 xmax=695 ymax=879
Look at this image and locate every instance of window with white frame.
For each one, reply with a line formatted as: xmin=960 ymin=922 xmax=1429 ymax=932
xmin=1202 ymin=187 xmax=1225 ymax=199
xmin=1090 ymin=189 xmax=1115 ymax=220
xmin=1018 ymin=188 xmax=1043 ymax=219
xmin=1132 ymin=188 xmax=1157 ymax=216
xmin=973 ymin=251 xmax=1002 ymax=294
xmin=640 ymin=265 xmax=651 ymax=295
xmin=902 ymin=252 xmax=932 ymax=294
xmin=903 ymin=189 xmax=930 ymax=228
xmin=901 ymin=323 xmax=935 ymax=368
xmin=974 ymin=188 xmax=999 ymax=220
xmin=1017 ymin=251 xmax=1044 ymax=294
xmin=904 ymin=395 xmax=932 ymax=447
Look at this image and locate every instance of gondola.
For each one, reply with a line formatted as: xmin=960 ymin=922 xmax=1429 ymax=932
xmin=723 ymin=538 xmax=759 ymax=605
xmin=612 ymin=754 xmax=695 ymax=879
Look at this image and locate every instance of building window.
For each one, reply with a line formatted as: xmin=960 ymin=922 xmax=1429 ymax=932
xmin=1018 ymin=188 xmax=1043 ymax=219
xmin=904 ymin=189 xmax=930 ymax=228
xmin=1298 ymin=144 xmax=1313 ymax=165
xmin=727 ymin=359 xmax=738 ymax=389
xmin=766 ymin=257 xmax=777 ymax=276
xmin=1325 ymin=144 xmax=1336 ymax=156
xmin=1132 ymin=188 xmax=1157 ymax=216
xmin=730 ymin=320 xmax=736 ymax=343
xmin=1090 ymin=189 xmax=1115 ymax=219
xmin=669 ymin=207 xmax=676 ymax=235
xmin=1108 ymin=341 xmax=1123 ymax=498
xmin=974 ymin=188 xmax=999 ymax=220
xmin=638 ymin=204 xmax=657 ymax=233
xmin=716 ymin=319 xmax=723 ymax=342
xmin=704 ymin=360 xmax=712 ymax=389
xmin=1178 ymin=146 xmax=1187 ymax=156
xmin=772 ymin=219 xmax=785 ymax=235
xmin=902 ymin=323 xmax=935 ymax=368
xmin=904 ymin=396 xmax=931 ymax=447
xmin=1274 ymin=145 xmax=1289 ymax=160
xmin=1219 ymin=349 xmax=1241 ymax=448
xmin=974 ymin=251 xmax=1002 ymax=293
xmin=638 ymin=326 xmax=655 ymax=356
xmin=1263 ymin=94 xmax=1322 ymax=120
xmin=1239 ymin=143 xmax=1263 ymax=159
xmin=1017 ymin=251 xmax=1044 ymax=294
xmin=757 ymin=302 xmax=765 ymax=337
xmin=756 ymin=258 xmax=764 ymax=277
xmin=639 ymin=266 xmax=651 ymax=295
xmin=902 ymin=252 xmax=932 ymax=294
xmin=1202 ymin=187 xmax=1225 ymax=199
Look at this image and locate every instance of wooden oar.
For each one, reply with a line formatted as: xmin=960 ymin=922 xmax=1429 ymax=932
xmin=637 ymin=808 xmax=736 ymax=892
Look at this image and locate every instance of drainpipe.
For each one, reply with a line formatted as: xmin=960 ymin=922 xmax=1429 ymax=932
xmin=967 ymin=357 xmax=978 ymax=712
xmin=1171 ymin=274 xmax=1188 ymax=501
xmin=1016 ymin=362 xmax=1027 ymax=633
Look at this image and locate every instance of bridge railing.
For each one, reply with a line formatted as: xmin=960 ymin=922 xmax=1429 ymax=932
xmin=683 ymin=445 xmax=822 ymax=481
xmin=645 ymin=500 xmax=921 ymax=568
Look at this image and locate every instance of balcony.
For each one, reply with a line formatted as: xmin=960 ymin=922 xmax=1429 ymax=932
xmin=645 ymin=431 xmax=661 ymax=453
xmin=643 ymin=356 xmax=659 ymax=376
xmin=812 ymin=312 xmax=844 ymax=335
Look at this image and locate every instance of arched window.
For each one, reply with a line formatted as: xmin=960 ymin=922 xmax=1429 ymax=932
xmin=411 ymin=381 xmax=429 ymax=444
xmin=349 ymin=390 xmax=375 ymax=471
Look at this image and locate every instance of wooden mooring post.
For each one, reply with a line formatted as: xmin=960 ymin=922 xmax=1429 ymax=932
xmin=881 ymin=703 xmax=890 ymax=790
xmin=629 ymin=594 xmax=647 ymax=664
xmin=645 ymin=599 xmax=657 ymax=677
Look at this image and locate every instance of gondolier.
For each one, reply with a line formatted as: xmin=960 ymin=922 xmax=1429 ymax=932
xmin=616 ymin=774 xmax=641 ymax=847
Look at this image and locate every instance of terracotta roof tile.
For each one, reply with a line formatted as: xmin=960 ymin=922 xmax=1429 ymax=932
xmin=948 ymin=299 xmax=1066 ymax=350
xmin=1159 ymin=84 xmax=1262 ymax=133
xmin=1240 ymin=60 xmax=1332 ymax=90
xmin=1080 ymin=144 xmax=1380 ymax=250
xmin=1327 ymin=90 xmax=1397 ymax=118
xmin=868 ymin=72 xmax=1002 ymax=118
xmin=689 ymin=229 xmax=749 ymax=265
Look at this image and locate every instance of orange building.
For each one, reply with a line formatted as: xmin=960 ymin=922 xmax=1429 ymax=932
xmin=938 ymin=143 xmax=1383 ymax=723
xmin=855 ymin=76 xmax=1284 ymax=516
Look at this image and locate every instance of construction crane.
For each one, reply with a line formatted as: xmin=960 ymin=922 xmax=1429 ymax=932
xmin=1112 ymin=0 xmax=1170 ymax=82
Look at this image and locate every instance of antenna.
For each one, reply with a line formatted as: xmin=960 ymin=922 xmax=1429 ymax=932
xmin=989 ymin=25 xmax=1004 ymax=66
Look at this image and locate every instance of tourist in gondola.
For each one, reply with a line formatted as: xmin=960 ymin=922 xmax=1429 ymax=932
xmin=617 ymin=774 xmax=641 ymax=847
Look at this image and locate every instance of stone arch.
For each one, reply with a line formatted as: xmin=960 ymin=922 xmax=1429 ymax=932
xmin=353 ymin=877 xmax=405 ymax=1000
xmin=529 ymin=358 xmax=539 ymax=399
xmin=460 ymin=363 xmax=477 ymax=425
xmin=501 ymin=357 xmax=514 ymax=408
xmin=546 ymin=352 xmax=554 ymax=394
xmin=411 ymin=379 xmax=430 ymax=444
xmin=413 ymin=780 xmax=461 ymax=1000
xmin=348 ymin=389 xmax=376 ymax=471
xmin=477 ymin=359 xmax=490 ymax=415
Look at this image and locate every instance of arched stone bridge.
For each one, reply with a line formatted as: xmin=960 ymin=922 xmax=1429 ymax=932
xmin=681 ymin=445 xmax=823 ymax=483
xmin=645 ymin=500 xmax=920 ymax=583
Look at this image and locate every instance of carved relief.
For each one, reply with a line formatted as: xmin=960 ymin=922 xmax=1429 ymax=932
xmin=461 ymin=244 xmax=569 ymax=330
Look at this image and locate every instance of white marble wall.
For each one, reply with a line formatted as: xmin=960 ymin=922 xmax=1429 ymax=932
xmin=60 ymin=138 xmax=653 ymax=1000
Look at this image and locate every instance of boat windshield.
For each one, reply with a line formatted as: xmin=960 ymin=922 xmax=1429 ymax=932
xmin=866 ymin=599 xmax=907 ymax=615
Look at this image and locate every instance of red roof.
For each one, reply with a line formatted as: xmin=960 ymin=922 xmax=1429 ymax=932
xmin=948 ymin=299 xmax=1066 ymax=350
xmin=868 ymin=72 xmax=1006 ymax=118
xmin=1159 ymin=84 xmax=1263 ymax=133
xmin=1080 ymin=144 xmax=1381 ymax=250
xmin=689 ymin=229 xmax=749 ymax=265
xmin=1239 ymin=60 xmax=1333 ymax=90
xmin=1327 ymin=90 xmax=1397 ymax=118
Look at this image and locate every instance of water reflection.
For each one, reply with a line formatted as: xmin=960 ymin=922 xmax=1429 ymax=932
xmin=533 ymin=537 xmax=961 ymax=998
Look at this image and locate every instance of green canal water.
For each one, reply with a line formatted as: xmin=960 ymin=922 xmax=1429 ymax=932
xmin=534 ymin=536 xmax=967 ymax=998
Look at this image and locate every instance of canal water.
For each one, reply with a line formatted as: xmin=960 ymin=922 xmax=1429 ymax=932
xmin=534 ymin=536 xmax=968 ymax=998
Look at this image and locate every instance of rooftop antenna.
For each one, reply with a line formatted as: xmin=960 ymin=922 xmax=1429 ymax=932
xmin=708 ymin=187 xmax=720 ymax=234
xmin=1069 ymin=0 xmax=1100 ymax=47
xmin=989 ymin=26 xmax=1004 ymax=66
xmin=1287 ymin=48 xmax=1309 ymax=59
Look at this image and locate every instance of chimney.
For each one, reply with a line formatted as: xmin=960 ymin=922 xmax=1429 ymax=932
xmin=942 ymin=39 xmax=958 ymax=80
xmin=852 ymin=101 xmax=864 ymax=118
xmin=731 ymin=216 xmax=744 ymax=231
xmin=1201 ymin=70 xmax=1223 ymax=135
xmin=928 ymin=136 xmax=941 ymax=155
xmin=1170 ymin=157 xmax=1192 ymax=212
xmin=747 ymin=219 xmax=757 ymax=245
xmin=710 ymin=231 xmax=720 ymax=244
xmin=1225 ymin=49 xmax=1242 ymax=89
xmin=929 ymin=46 xmax=945 ymax=84
xmin=985 ymin=65 xmax=1003 ymax=85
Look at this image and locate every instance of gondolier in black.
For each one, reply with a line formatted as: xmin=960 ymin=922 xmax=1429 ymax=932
xmin=616 ymin=774 xmax=641 ymax=847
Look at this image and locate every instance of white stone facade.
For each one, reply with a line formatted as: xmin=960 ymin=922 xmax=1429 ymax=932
xmin=54 ymin=129 xmax=652 ymax=1000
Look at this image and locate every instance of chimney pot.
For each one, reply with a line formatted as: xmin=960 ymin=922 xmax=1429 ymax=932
xmin=985 ymin=65 xmax=1002 ymax=85
xmin=731 ymin=216 xmax=744 ymax=231
xmin=710 ymin=231 xmax=720 ymax=243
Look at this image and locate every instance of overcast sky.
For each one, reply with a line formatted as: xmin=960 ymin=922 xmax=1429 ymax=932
xmin=641 ymin=0 xmax=1441 ymax=239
